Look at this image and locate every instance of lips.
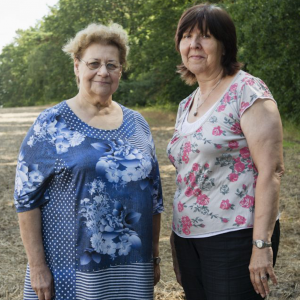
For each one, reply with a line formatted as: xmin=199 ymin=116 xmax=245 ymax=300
xmin=92 ymin=81 xmax=110 ymax=84
xmin=189 ymin=55 xmax=205 ymax=59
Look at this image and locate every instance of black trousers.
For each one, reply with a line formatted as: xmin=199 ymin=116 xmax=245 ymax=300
xmin=174 ymin=221 xmax=280 ymax=300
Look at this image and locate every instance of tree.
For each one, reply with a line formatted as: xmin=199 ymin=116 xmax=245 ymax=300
xmin=227 ymin=0 xmax=300 ymax=121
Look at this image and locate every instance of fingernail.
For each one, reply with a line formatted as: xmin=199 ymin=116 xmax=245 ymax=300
xmin=261 ymin=295 xmax=265 ymax=298
xmin=256 ymin=291 xmax=259 ymax=294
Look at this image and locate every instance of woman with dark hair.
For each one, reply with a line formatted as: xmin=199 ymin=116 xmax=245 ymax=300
xmin=167 ymin=3 xmax=284 ymax=299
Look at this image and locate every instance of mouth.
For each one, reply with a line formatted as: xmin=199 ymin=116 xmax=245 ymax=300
xmin=92 ymin=81 xmax=110 ymax=84
xmin=189 ymin=55 xmax=205 ymax=60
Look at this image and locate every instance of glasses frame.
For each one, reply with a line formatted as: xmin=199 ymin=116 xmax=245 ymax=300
xmin=77 ymin=57 xmax=122 ymax=73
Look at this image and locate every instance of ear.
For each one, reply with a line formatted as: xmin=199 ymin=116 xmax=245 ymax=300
xmin=74 ymin=58 xmax=80 ymax=76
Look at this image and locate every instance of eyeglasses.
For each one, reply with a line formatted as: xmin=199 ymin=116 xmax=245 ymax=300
xmin=77 ymin=58 xmax=122 ymax=72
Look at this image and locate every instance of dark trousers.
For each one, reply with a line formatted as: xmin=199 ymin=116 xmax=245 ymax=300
xmin=174 ymin=221 xmax=280 ymax=300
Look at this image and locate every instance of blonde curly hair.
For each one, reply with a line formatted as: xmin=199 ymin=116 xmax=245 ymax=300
xmin=63 ymin=23 xmax=129 ymax=85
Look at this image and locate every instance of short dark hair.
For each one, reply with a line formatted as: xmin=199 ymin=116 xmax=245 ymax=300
xmin=175 ymin=3 xmax=242 ymax=85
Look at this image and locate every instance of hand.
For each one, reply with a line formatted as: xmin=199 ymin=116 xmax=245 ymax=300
xmin=249 ymin=247 xmax=277 ymax=298
xmin=30 ymin=263 xmax=54 ymax=300
xmin=153 ymin=264 xmax=160 ymax=286
xmin=170 ymin=232 xmax=182 ymax=286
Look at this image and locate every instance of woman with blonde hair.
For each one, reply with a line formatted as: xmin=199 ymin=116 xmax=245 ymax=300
xmin=15 ymin=23 xmax=163 ymax=300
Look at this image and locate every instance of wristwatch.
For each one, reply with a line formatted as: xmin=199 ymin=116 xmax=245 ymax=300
xmin=252 ymin=240 xmax=272 ymax=249
xmin=153 ymin=257 xmax=161 ymax=265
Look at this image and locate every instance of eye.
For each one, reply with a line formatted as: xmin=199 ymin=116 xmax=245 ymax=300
xmin=88 ymin=61 xmax=100 ymax=69
xmin=106 ymin=63 xmax=118 ymax=71
xmin=202 ymin=33 xmax=211 ymax=39
xmin=182 ymin=33 xmax=191 ymax=39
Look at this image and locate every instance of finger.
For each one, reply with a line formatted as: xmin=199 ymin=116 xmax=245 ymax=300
xmin=37 ymin=290 xmax=45 ymax=300
xmin=260 ymin=274 xmax=270 ymax=296
xmin=254 ymin=273 xmax=266 ymax=298
xmin=44 ymin=286 xmax=54 ymax=300
xmin=250 ymin=272 xmax=259 ymax=295
xmin=267 ymin=266 xmax=278 ymax=286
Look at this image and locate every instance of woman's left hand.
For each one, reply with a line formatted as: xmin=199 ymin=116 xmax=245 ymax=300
xmin=249 ymin=247 xmax=278 ymax=298
xmin=154 ymin=264 xmax=160 ymax=286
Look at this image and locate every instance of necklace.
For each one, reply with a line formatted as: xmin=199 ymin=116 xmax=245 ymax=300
xmin=194 ymin=77 xmax=222 ymax=116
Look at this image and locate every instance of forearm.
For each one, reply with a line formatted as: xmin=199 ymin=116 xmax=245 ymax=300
xmin=18 ymin=208 xmax=46 ymax=267
xmin=152 ymin=213 xmax=161 ymax=257
xmin=253 ymin=171 xmax=282 ymax=241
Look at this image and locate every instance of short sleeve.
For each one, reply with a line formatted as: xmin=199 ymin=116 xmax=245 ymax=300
xmin=238 ymin=74 xmax=276 ymax=117
xmin=14 ymin=111 xmax=56 ymax=212
xmin=148 ymin=132 xmax=164 ymax=215
xmin=133 ymin=111 xmax=164 ymax=215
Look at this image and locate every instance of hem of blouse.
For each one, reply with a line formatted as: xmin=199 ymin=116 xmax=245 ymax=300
xmin=153 ymin=207 xmax=164 ymax=215
xmin=172 ymin=225 xmax=253 ymax=239
xmin=239 ymin=96 xmax=276 ymax=118
xmin=15 ymin=198 xmax=49 ymax=213
xmin=175 ymin=70 xmax=242 ymax=137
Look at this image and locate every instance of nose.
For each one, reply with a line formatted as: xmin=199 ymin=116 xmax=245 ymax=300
xmin=190 ymin=36 xmax=201 ymax=49
xmin=96 ymin=64 xmax=109 ymax=76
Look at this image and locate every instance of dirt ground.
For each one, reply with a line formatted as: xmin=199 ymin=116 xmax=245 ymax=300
xmin=0 ymin=105 xmax=299 ymax=300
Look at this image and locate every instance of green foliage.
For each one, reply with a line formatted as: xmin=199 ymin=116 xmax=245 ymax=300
xmin=0 ymin=0 xmax=299 ymax=122
xmin=227 ymin=0 xmax=300 ymax=122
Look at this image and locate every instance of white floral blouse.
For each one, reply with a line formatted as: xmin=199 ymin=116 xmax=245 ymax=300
xmin=167 ymin=70 xmax=275 ymax=237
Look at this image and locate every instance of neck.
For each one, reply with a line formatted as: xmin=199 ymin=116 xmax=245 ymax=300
xmin=75 ymin=93 xmax=114 ymax=116
xmin=197 ymin=68 xmax=224 ymax=94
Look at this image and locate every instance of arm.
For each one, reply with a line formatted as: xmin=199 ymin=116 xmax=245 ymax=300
xmin=241 ymin=99 xmax=284 ymax=298
xmin=18 ymin=208 xmax=54 ymax=300
xmin=153 ymin=213 xmax=161 ymax=286
xmin=170 ymin=231 xmax=182 ymax=286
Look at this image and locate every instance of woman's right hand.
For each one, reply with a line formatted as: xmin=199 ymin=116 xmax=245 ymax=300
xmin=30 ymin=263 xmax=54 ymax=300
xmin=170 ymin=231 xmax=182 ymax=286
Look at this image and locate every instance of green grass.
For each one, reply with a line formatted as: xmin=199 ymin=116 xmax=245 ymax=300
xmin=282 ymin=118 xmax=300 ymax=149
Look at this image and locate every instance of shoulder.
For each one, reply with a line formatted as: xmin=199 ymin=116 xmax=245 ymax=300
xmin=234 ymin=71 xmax=275 ymax=116
xmin=121 ymin=105 xmax=151 ymax=135
xmin=35 ymin=102 xmax=64 ymax=124
xmin=236 ymin=71 xmax=272 ymax=95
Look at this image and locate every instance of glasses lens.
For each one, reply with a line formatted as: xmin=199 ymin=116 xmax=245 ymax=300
xmin=87 ymin=61 xmax=101 ymax=70
xmin=106 ymin=63 xmax=119 ymax=71
xmin=84 ymin=60 xmax=121 ymax=72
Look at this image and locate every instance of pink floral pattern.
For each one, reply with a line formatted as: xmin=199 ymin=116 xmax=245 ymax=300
xmin=212 ymin=126 xmax=224 ymax=136
xmin=181 ymin=216 xmax=192 ymax=235
xmin=196 ymin=194 xmax=210 ymax=206
xmin=228 ymin=140 xmax=239 ymax=150
xmin=239 ymin=195 xmax=254 ymax=210
xmin=167 ymin=70 xmax=275 ymax=236
xmin=234 ymin=215 xmax=246 ymax=225
xmin=178 ymin=201 xmax=184 ymax=212
xmin=220 ymin=199 xmax=232 ymax=210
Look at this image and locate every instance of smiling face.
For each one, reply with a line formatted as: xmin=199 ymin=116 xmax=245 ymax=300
xmin=179 ymin=26 xmax=223 ymax=78
xmin=74 ymin=43 xmax=122 ymax=104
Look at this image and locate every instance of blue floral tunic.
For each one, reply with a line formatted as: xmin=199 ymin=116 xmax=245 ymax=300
xmin=14 ymin=101 xmax=163 ymax=300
